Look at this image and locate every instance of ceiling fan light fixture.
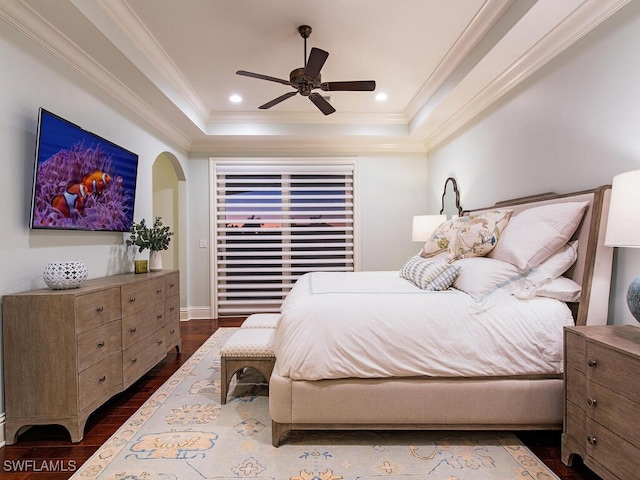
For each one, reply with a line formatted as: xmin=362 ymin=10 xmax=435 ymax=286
xmin=229 ymin=94 xmax=243 ymax=103
xmin=375 ymin=92 xmax=388 ymax=102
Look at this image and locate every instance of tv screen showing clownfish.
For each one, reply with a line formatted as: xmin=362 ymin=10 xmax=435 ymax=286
xmin=29 ymin=108 xmax=139 ymax=232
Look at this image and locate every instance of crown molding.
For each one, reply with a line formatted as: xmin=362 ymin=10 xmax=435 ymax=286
xmin=0 ymin=0 xmax=192 ymax=150
xmin=422 ymin=0 xmax=631 ymax=151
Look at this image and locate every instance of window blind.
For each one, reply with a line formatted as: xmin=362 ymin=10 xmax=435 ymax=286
xmin=212 ymin=161 xmax=356 ymax=317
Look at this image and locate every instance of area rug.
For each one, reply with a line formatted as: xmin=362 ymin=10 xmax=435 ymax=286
xmin=71 ymin=328 xmax=560 ymax=480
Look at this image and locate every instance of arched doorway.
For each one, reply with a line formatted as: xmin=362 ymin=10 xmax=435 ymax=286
xmin=153 ymin=152 xmax=185 ymax=278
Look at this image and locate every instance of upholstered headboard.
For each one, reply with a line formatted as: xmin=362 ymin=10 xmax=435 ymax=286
xmin=466 ymin=186 xmax=614 ymax=326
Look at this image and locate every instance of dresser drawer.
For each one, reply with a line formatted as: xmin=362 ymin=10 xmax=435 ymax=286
xmin=121 ymin=302 xmax=166 ymax=350
xmin=164 ymin=271 xmax=179 ymax=298
xmin=78 ymin=353 xmax=122 ymax=411
xmin=586 ymin=342 xmax=640 ymax=401
xmin=76 ymin=288 xmax=121 ymax=333
xmin=586 ymin=419 xmax=640 ymax=480
xmin=165 ymin=297 xmax=180 ymax=351
xmin=77 ymin=320 xmax=122 ymax=372
xmin=122 ymin=328 xmax=166 ymax=388
xmin=122 ymin=278 xmax=164 ymax=317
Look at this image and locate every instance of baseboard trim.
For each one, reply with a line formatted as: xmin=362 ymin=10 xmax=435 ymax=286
xmin=181 ymin=306 xmax=213 ymax=321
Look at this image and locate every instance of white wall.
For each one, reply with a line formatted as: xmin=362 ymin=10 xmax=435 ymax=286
xmin=184 ymin=153 xmax=429 ymax=314
xmin=427 ymin=0 xmax=640 ymax=326
xmin=0 ymin=20 xmax=188 ymax=442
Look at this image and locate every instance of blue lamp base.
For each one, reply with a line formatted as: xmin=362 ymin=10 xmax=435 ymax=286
xmin=627 ymin=276 xmax=640 ymax=323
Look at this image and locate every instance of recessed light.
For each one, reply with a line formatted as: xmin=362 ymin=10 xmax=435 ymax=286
xmin=375 ymin=92 xmax=388 ymax=102
xmin=229 ymin=94 xmax=242 ymax=103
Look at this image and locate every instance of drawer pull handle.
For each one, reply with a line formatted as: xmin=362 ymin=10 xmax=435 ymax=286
xmin=170 ymin=329 xmax=175 ymax=334
xmin=169 ymin=283 xmax=175 ymax=288
xmin=99 ymin=375 xmax=106 ymax=382
xmin=587 ymin=435 xmax=597 ymax=445
xmin=587 ymin=397 xmax=597 ymax=407
xmin=96 ymin=306 xmax=104 ymax=312
xmin=587 ymin=359 xmax=597 ymax=368
xmin=130 ymin=327 xmax=137 ymax=333
xmin=131 ymin=357 xmax=138 ymax=363
xmin=157 ymin=288 xmax=162 ymax=294
xmin=158 ymin=340 xmax=164 ymax=345
xmin=130 ymin=296 xmax=136 ymax=303
xmin=157 ymin=314 xmax=163 ymax=320
xmin=170 ymin=306 xmax=175 ymax=312
xmin=97 ymin=340 xmax=105 ymax=348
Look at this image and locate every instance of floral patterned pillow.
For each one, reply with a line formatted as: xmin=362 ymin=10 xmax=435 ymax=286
xmin=421 ymin=209 xmax=512 ymax=262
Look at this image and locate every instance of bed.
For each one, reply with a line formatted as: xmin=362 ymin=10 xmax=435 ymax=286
xmin=269 ymin=186 xmax=614 ymax=447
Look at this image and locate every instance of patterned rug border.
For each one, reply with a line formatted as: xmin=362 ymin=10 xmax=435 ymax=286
xmin=71 ymin=327 xmax=560 ymax=480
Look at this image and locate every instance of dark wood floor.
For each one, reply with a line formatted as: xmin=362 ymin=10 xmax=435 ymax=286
xmin=0 ymin=318 xmax=602 ymax=480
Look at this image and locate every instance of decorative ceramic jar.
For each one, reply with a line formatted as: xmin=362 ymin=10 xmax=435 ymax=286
xmin=43 ymin=261 xmax=88 ymax=289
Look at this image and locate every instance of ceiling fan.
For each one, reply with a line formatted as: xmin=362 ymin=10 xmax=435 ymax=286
xmin=236 ymin=25 xmax=376 ymax=115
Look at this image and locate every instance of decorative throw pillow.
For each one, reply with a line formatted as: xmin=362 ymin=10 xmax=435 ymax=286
xmin=420 ymin=209 xmax=512 ymax=261
xmin=488 ymin=201 xmax=588 ymax=270
xmin=399 ymin=256 xmax=461 ymax=291
xmin=420 ymin=217 xmax=463 ymax=258
xmin=446 ymin=209 xmax=513 ymax=262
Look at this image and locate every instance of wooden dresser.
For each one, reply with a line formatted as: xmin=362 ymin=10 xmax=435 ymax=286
xmin=562 ymin=325 xmax=640 ymax=480
xmin=2 ymin=270 xmax=181 ymax=445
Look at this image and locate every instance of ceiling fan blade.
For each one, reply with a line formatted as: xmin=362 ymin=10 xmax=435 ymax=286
xmin=236 ymin=70 xmax=292 ymax=86
xmin=321 ymin=80 xmax=376 ymax=91
xmin=309 ymin=92 xmax=336 ymax=115
xmin=304 ymin=47 xmax=329 ymax=79
xmin=259 ymin=91 xmax=298 ymax=109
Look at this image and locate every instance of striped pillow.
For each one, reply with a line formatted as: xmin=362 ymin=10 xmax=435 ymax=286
xmin=399 ymin=256 xmax=461 ymax=291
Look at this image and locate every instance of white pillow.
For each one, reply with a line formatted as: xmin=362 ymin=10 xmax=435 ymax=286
xmin=452 ymin=257 xmax=526 ymax=300
xmin=453 ymin=241 xmax=578 ymax=303
xmin=399 ymin=256 xmax=461 ymax=291
xmin=514 ymin=276 xmax=581 ymax=302
xmin=488 ymin=201 xmax=588 ymax=270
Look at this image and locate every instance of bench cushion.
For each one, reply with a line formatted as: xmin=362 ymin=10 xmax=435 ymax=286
xmin=220 ymin=328 xmax=275 ymax=357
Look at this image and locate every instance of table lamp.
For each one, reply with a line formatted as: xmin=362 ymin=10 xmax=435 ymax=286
xmin=412 ymin=215 xmax=446 ymax=242
xmin=605 ymin=170 xmax=640 ymax=322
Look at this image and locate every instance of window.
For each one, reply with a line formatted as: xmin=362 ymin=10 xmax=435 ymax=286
xmin=211 ymin=160 xmax=357 ymax=317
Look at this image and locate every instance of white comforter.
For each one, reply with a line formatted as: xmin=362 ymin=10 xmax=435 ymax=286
xmin=274 ymin=271 xmax=574 ymax=381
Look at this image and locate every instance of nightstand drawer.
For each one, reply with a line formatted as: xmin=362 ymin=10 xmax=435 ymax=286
xmin=76 ymin=288 xmax=121 ymax=333
xmin=586 ymin=419 xmax=640 ymax=480
xmin=586 ymin=342 xmax=640 ymax=401
xmin=77 ymin=320 xmax=122 ymax=372
xmin=586 ymin=381 xmax=640 ymax=448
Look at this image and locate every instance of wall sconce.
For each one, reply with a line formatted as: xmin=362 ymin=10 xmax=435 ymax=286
xmin=605 ymin=169 xmax=640 ymax=322
xmin=411 ymin=177 xmax=463 ymax=242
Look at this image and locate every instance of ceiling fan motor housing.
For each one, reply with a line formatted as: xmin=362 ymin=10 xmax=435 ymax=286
xmin=290 ymin=67 xmax=321 ymax=96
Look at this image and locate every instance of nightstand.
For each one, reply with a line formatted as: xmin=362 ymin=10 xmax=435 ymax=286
xmin=562 ymin=325 xmax=640 ymax=480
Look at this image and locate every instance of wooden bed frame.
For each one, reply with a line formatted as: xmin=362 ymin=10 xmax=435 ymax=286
xmin=269 ymin=186 xmax=614 ymax=447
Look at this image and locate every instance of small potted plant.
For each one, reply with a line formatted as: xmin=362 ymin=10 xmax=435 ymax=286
xmin=126 ymin=216 xmax=174 ymax=271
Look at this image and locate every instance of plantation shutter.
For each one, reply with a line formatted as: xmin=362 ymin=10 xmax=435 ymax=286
xmin=212 ymin=160 xmax=356 ymax=317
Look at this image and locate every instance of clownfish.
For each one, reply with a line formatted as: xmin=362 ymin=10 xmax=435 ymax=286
xmin=82 ymin=170 xmax=111 ymax=194
xmin=51 ymin=183 xmax=89 ymax=217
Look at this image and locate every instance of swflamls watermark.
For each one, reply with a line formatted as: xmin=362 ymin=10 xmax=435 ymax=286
xmin=3 ymin=459 xmax=77 ymax=473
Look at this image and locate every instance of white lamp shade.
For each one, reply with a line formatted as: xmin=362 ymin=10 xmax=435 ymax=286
xmin=412 ymin=215 xmax=446 ymax=242
xmin=605 ymin=170 xmax=640 ymax=247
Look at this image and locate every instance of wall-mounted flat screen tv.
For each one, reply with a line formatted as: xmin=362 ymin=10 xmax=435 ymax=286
xmin=30 ymin=108 xmax=138 ymax=232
